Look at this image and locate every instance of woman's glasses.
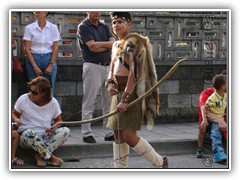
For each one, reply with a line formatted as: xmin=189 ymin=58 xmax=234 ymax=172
xmin=29 ymin=88 xmax=39 ymax=96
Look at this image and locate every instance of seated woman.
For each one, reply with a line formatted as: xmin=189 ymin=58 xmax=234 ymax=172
xmin=12 ymin=76 xmax=70 ymax=167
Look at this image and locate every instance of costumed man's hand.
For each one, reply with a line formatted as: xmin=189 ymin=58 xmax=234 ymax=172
xmin=117 ymin=102 xmax=128 ymax=113
xmin=107 ymin=84 xmax=119 ymax=96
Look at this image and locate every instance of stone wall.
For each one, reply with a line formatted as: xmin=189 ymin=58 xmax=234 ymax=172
xmin=11 ymin=11 xmax=228 ymax=124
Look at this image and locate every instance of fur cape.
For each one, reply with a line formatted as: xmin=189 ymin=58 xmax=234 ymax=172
xmin=116 ymin=33 xmax=160 ymax=129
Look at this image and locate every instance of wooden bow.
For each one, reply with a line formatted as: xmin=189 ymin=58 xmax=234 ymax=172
xmin=53 ymin=58 xmax=187 ymax=128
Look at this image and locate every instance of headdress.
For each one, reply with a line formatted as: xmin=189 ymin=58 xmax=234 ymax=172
xmin=110 ymin=12 xmax=132 ymax=22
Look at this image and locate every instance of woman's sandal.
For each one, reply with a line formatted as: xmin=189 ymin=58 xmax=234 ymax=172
xmin=12 ymin=157 xmax=24 ymax=166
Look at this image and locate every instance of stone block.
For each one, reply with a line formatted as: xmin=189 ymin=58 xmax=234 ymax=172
xmin=163 ymin=51 xmax=174 ymax=61
xmin=168 ymin=94 xmax=191 ymax=108
xmin=156 ymin=108 xmax=181 ymax=123
xmin=57 ymin=65 xmax=82 ymax=81
xmin=151 ymin=40 xmax=165 ymax=60
xmin=20 ymin=12 xmax=34 ymax=25
xmin=130 ymin=27 xmax=147 ymax=36
xmin=159 ymin=95 xmax=168 ymax=108
xmin=179 ymin=80 xmax=203 ymax=94
xmin=11 ymin=83 xmax=18 ymax=98
xmin=180 ymin=107 xmax=198 ymax=122
xmin=159 ymin=80 xmax=179 ymax=94
xmin=61 ymin=96 xmax=83 ymax=121
xmin=147 ymin=29 xmax=165 ymax=40
xmin=76 ymin=82 xmax=83 ymax=96
xmin=191 ymin=94 xmax=200 ymax=108
xmin=183 ymin=29 xmax=203 ymax=40
xmin=169 ymin=66 xmax=192 ymax=80
xmin=54 ymin=96 xmax=63 ymax=107
xmin=55 ymin=81 xmax=76 ymax=96
xmin=132 ymin=16 xmax=146 ymax=28
xmin=183 ymin=18 xmax=201 ymax=29
xmin=191 ymin=66 xmax=205 ymax=80
xmin=62 ymin=96 xmax=82 ymax=111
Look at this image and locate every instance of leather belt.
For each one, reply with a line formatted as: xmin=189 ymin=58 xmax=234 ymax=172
xmin=87 ymin=62 xmax=110 ymax=66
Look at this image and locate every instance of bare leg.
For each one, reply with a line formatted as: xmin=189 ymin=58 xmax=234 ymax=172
xmin=12 ymin=131 xmax=24 ymax=165
xmin=12 ymin=131 xmax=20 ymax=160
xmin=196 ymin=128 xmax=205 ymax=158
xmin=198 ymin=129 xmax=205 ymax=148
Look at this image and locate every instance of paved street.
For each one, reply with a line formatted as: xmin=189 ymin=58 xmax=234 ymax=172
xmin=12 ymin=154 xmax=228 ymax=170
xmin=11 ymin=123 xmax=229 ymax=170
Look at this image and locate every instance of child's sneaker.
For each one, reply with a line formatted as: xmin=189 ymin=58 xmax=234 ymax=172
xmin=213 ymin=148 xmax=227 ymax=163
xmin=196 ymin=148 xmax=203 ymax=158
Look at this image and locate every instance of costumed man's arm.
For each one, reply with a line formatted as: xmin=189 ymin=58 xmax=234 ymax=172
xmin=106 ymin=42 xmax=119 ymax=96
xmin=116 ymin=52 xmax=135 ymax=113
xmin=106 ymin=62 xmax=119 ymax=96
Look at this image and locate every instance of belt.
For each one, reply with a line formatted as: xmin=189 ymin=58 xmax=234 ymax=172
xmin=87 ymin=62 xmax=110 ymax=66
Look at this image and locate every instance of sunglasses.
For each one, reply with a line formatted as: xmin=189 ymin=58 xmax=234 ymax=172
xmin=29 ymin=88 xmax=40 ymax=96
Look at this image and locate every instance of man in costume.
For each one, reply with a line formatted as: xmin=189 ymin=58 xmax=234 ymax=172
xmin=106 ymin=12 xmax=168 ymax=168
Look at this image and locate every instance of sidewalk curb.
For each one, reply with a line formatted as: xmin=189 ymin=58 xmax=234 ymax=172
xmin=16 ymin=139 xmax=197 ymax=161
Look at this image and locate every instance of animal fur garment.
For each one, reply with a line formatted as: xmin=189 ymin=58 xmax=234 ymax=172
xmin=116 ymin=33 xmax=160 ymax=129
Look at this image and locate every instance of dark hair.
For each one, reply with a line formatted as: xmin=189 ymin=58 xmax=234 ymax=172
xmin=221 ymin=69 xmax=227 ymax=75
xmin=110 ymin=12 xmax=132 ymax=22
xmin=27 ymin=76 xmax=52 ymax=101
xmin=212 ymin=74 xmax=226 ymax=90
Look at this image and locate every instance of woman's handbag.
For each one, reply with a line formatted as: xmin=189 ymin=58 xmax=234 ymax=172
xmin=12 ymin=58 xmax=24 ymax=73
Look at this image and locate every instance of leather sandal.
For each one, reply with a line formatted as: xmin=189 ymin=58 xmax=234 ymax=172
xmin=12 ymin=157 xmax=24 ymax=166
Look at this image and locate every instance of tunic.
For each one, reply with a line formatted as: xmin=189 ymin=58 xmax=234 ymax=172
xmin=107 ymin=76 xmax=142 ymax=130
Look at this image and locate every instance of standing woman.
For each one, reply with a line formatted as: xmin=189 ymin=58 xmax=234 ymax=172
xmin=23 ymin=12 xmax=61 ymax=95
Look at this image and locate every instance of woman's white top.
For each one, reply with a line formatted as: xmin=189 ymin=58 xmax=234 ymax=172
xmin=23 ymin=20 xmax=61 ymax=54
xmin=14 ymin=94 xmax=62 ymax=134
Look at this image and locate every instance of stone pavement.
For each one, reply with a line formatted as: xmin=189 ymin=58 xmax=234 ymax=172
xmin=17 ymin=122 xmax=201 ymax=161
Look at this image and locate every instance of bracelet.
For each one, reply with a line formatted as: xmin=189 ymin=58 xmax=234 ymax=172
xmin=49 ymin=62 xmax=54 ymax=65
xmin=121 ymin=92 xmax=131 ymax=104
xmin=105 ymin=79 xmax=115 ymax=88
